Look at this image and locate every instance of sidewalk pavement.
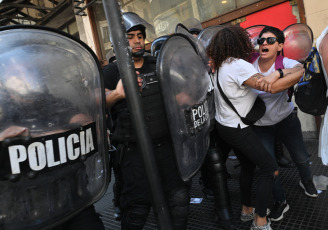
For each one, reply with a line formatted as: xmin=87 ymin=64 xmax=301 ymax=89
xmin=95 ymin=139 xmax=328 ymax=230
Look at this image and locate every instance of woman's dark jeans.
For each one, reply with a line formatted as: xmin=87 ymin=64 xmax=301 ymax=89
xmin=253 ymin=111 xmax=312 ymax=203
xmin=216 ymin=122 xmax=278 ymax=217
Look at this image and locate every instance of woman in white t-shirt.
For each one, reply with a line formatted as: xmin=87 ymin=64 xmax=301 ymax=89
xmin=206 ymin=25 xmax=304 ymax=230
xmin=252 ymin=26 xmax=318 ymax=223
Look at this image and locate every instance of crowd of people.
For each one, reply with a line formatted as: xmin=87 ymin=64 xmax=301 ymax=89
xmin=102 ymin=13 xmax=319 ymax=230
xmin=0 ymin=12 xmax=320 ymax=230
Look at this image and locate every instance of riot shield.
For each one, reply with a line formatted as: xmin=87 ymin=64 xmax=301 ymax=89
xmin=175 ymin=23 xmax=196 ymax=41
xmin=283 ymin=23 xmax=313 ymax=62
xmin=175 ymin=23 xmax=209 ymax=72
xmin=150 ymin=35 xmax=169 ymax=57
xmin=157 ymin=34 xmax=212 ymax=181
xmin=197 ymin=25 xmax=224 ymax=72
xmin=246 ymin=25 xmax=266 ymax=52
xmin=0 ymin=26 xmax=109 ymax=230
xmin=197 ymin=25 xmax=224 ymax=51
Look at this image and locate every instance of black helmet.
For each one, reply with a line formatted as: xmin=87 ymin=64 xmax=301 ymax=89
xmin=150 ymin=35 xmax=169 ymax=57
xmin=122 ymin=12 xmax=155 ymax=41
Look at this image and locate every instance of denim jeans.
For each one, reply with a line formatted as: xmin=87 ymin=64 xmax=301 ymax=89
xmin=216 ymin=122 xmax=278 ymax=217
xmin=253 ymin=111 xmax=312 ymax=203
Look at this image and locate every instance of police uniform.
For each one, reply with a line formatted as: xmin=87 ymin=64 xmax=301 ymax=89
xmin=103 ymin=56 xmax=191 ymax=230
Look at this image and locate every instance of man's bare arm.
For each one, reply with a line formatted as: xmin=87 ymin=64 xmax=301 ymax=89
xmin=105 ymin=79 xmax=125 ymax=108
xmin=0 ymin=126 xmax=29 ymax=141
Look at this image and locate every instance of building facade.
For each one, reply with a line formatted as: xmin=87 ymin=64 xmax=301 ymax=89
xmin=74 ymin=0 xmax=327 ymax=137
xmin=1 ymin=0 xmax=327 ymax=136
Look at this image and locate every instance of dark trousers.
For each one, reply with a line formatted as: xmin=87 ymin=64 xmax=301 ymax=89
xmin=52 ymin=205 xmax=104 ymax=230
xmin=253 ymin=111 xmax=312 ymax=202
xmin=216 ymin=122 xmax=278 ymax=217
xmin=120 ymin=140 xmax=190 ymax=229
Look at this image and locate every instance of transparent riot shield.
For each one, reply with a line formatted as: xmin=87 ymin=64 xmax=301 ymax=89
xmin=150 ymin=35 xmax=169 ymax=57
xmin=283 ymin=23 xmax=313 ymax=62
xmin=175 ymin=23 xmax=197 ymax=41
xmin=245 ymin=25 xmax=266 ymax=52
xmin=175 ymin=23 xmax=209 ymax=73
xmin=0 ymin=26 xmax=109 ymax=230
xmin=197 ymin=25 xmax=224 ymax=72
xmin=197 ymin=25 xmax=224 ymax=51
xmin=157 ymin=34 xmax=212 ymax=181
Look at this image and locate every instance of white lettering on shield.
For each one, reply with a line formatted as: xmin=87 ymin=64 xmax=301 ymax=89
xmin=192 ymin=102 xmax=209 ymax=129
xmin=8 ymin=127 xmax=95 ymax=174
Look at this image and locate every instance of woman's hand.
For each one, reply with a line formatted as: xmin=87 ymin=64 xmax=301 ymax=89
xmin=255 ymin=75 xmax=277 ymax=92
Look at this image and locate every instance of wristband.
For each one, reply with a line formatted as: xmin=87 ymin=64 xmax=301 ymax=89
xmin=277 ymin=68 xmax=284 ymax=78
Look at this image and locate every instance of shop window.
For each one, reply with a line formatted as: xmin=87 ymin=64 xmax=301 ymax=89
xmin=92 ymin=0 xmax=262 ymax=60
xmin=118 ymin=0 xmax=260 ymax=36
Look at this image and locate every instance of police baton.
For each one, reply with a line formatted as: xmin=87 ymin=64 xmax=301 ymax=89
xmin=102 ymin=1 xmax=174 ymax=229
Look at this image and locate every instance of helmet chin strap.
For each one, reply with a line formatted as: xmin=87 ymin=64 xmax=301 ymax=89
xmin=132 ymin=49 xmax=145 ymax=57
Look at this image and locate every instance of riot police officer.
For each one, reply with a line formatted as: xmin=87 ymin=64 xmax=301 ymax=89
xmin=0 ymin=26 xmax=108 ymax=230
xmin=103 ymin=12 xmax=191 ymax=230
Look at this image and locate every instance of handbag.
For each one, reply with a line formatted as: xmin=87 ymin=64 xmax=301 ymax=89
xmin=216 ymin=72 xmax=266 ymax=125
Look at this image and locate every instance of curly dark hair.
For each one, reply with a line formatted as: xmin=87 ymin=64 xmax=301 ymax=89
xmin=206 ymin=25 xmax=254 ymax=70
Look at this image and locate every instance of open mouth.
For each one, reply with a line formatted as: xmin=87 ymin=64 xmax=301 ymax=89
xmin=261 ymin=47 xmax=269 ymax=54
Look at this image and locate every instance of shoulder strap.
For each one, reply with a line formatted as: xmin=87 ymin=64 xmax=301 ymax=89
xmin=216 ymin=71 xmax=242 ymax=118
xmin=249 ymin=52 xmax=260 ymax=63
xmin=275 ymin=55 xmax=284 ymax=70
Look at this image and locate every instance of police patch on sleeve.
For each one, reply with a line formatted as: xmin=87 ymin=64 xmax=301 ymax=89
xmin=0 ymin=122 xmax=98 ymax=177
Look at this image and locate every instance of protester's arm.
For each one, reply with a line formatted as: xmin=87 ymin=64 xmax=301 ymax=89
xmin=268 ymin=68 xmax=305 ymax=94
xmin=243 ymin=71 xmax=280 ymax=91
xmin=283 ymin=64 xmax=303 ymax=74
xmin=244 ymin=67 xmax=304 ymax=93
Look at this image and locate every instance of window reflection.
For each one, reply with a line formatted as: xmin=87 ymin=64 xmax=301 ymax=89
xmin=93 ymin=0 xmax=260 ymax=60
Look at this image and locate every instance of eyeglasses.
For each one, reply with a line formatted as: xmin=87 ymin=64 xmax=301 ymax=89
xmin=257 ymin=37 xmax=278 ymax=45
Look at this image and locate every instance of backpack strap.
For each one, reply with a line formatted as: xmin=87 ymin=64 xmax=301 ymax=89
xmin=274 ymin=55 xmax=295 ymax=102
xmin=275 ymin=55 xmax=284 ymax=70
xmin=249 ymin=52 xmax=260 ymax=63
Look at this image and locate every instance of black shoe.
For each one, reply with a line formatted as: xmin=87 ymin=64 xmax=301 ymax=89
xmin=221 ymin=220 xmax=236 ymax=230
xmin=268 ymin=201 xmax=289 ymax=221
xmin=299 ymin=180 xmax=318 ymax=197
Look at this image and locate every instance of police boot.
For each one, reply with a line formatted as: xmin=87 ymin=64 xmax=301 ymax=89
xmin=112 ymin=183 xmax=121 ymax=220
xmin=207 ymin=147 xmax=235 ymax=230
xmin=199 ymin=164 xmax=215 ymax=201
xmin=121 ymin=204 xmax=150 ymax=230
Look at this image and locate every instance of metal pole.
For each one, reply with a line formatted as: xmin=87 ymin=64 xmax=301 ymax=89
xmin=102 ymin=1 xmax=174 ymax=229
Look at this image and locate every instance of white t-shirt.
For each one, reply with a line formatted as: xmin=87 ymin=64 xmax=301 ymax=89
xmin=214 ymin=58 xmax=259 ymax=129
xmin=252 ymin=56 xmax=300 ymax=126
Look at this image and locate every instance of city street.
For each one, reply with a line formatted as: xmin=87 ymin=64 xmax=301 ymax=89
xmin=95 ymin=139 xmax=328 ymax=230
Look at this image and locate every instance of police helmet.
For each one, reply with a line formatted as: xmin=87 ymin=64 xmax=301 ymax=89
xmin=150 ymin=35 xmax=169 ymax=57
xmin=122 ymin=12 xmax=156 ymax=41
